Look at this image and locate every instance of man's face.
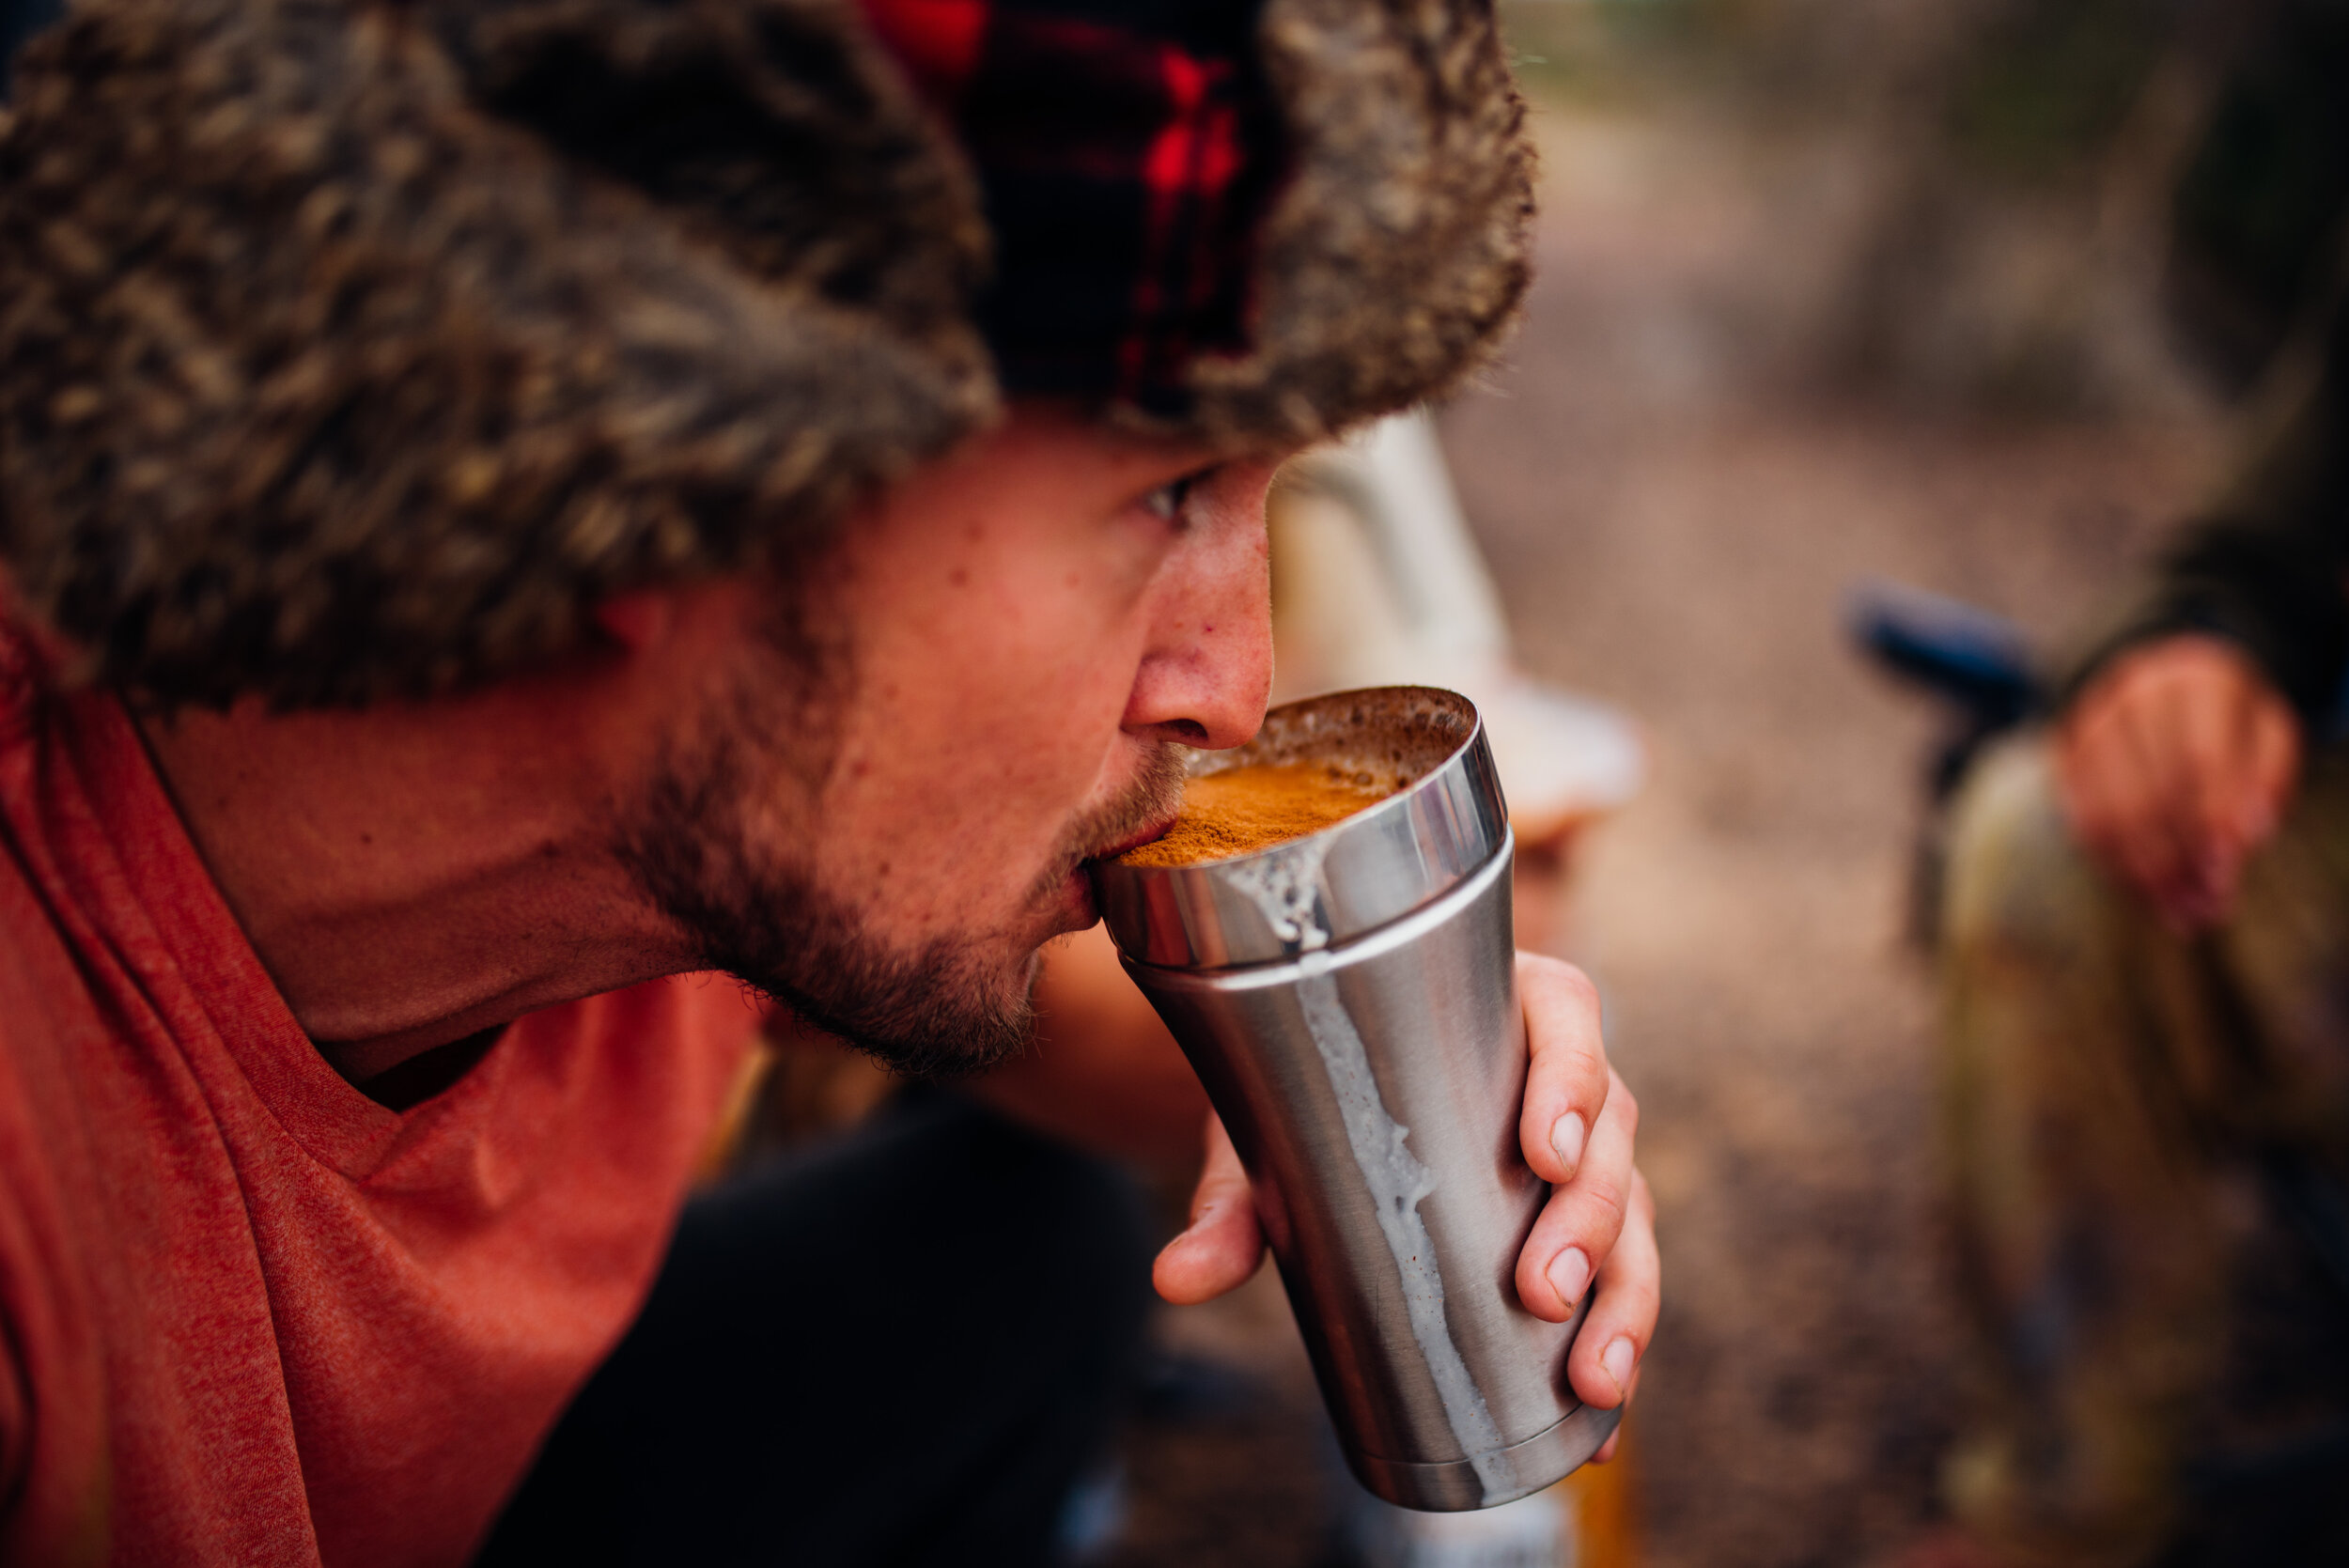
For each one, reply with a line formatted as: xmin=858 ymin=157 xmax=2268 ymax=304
xmin=618 ymin=406 xmax=1279 ymax=1074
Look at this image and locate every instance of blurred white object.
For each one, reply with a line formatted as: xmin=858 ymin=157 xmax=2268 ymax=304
xmin=1270 ymin=410 xmax=1645 ymax=846
xmin=1342 ymin=1482 xmax=1579 ymax=1568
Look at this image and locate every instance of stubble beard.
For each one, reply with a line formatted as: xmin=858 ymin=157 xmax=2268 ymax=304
xmin=612 ymin=644 xmax=1189 ymax=1079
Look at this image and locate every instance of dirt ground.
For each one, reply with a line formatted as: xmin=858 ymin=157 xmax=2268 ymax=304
xmin=1103 ymin=93 xmax=2230 ymax=1568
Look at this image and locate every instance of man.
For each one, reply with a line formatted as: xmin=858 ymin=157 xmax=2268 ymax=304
xmin=0 ymin=0 xmax=1660 ymax=1561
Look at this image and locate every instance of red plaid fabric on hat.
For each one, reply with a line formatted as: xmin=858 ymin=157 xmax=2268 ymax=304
xmin=861 ymin=0 xmax=1283 ymax=417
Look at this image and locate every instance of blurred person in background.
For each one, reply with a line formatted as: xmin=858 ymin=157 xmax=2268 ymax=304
xmin=0 ymin=0 xmax=1665 ymax=1563
xmin=1924 ymin=4 xmax=2349 ymax=1561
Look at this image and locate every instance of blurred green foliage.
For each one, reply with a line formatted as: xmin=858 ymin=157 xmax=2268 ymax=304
xmin=2168 ymin=0 xmax=2349 ymax=384
xmin=1492 ymin=0 xmax=2349 ymax=408
xmin=1944 ymin=0 xmax=2176 ymax=180
xmin=1500 ymin=0 xmax=2186 ymax=166
xmin=1495 ymin=0 xmax=1808 ymax=110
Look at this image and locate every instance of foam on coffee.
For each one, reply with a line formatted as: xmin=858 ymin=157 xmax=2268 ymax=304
xmin=1114 ymin=762 xmax=1397 ymax=868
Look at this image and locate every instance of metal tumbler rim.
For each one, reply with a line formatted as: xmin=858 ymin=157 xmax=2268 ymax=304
xmin=1093 ymin=686 xmax=1509 ymax=970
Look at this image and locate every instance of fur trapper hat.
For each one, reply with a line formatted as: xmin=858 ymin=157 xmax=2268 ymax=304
xmin=0 ymin=0 xmax=1532 ymax=706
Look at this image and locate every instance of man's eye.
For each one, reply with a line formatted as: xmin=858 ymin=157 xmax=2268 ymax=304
xmin=1142 ymin=471 xmax=1207 ymax=523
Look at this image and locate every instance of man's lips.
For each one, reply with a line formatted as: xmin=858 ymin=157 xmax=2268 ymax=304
xmin=1047 ymin=814 xmax=1176 ymax=937
xmin=1085 ymin=815 xmax=1179 ymax=863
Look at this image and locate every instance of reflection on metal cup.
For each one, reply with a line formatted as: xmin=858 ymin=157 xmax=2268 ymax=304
xmin=1094 ymin=687 xmax=1618 ymax=1511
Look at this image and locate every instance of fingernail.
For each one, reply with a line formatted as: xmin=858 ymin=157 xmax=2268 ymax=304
xmin=1547 ymin=1247 xmax=1591 ymax=1309
xmin=1549 ymin=1112 xmax=1587 ymax=1178
xmin=1602 ymin=1335 xmax=1636 ymax=1393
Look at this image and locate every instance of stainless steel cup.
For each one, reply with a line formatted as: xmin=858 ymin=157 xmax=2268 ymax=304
xmin=1093 ymin=687 xmax=1619 ymax=1511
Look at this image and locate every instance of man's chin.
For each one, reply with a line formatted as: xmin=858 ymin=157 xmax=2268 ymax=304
xmin=743 ymin=942 xmax=1044 ymax=1081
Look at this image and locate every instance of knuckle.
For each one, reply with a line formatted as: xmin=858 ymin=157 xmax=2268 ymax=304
xmin=1596 ymin=1250 xmax=1660 ymax=1312
xmin=1561 ymin=1049 xmax=1610 ymax=1104
xmin=1575 ymin=1171 xmax=1631 ymax=1227
xmin=1601 ymin=1301 xmax=1658 ymax=1352
xmin=1523 ymin=954 xmax=1599 ymax=1010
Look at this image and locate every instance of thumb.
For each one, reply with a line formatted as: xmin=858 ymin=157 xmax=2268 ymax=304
xmin=1153 ymin=1114 xmax=1265 ymax=1305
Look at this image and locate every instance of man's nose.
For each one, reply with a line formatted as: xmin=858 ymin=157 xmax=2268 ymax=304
xmin=1123 ymin=490 xmax=1275 ymax=752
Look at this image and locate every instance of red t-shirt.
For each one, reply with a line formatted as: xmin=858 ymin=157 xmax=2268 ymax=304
xmin=0 ymin=630 xmax=763 ymax=1566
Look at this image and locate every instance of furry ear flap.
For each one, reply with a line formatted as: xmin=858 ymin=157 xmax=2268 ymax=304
xmin=0 ymin=0 xmax=997 ymax=708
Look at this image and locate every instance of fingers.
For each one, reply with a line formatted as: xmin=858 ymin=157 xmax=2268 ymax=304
xmin=2056 ymin=635 xmax=2304 ymax=929
xmin=1587 ymin=1357 xmax=1645 ymax=1462
xmin=1517 ymin=955 xmax=1612 ymax=1188
xmin=1153 ymin=1113 xmax=1266 ymax=1305
xmin=2242 ymin=683 xmax=2303 ymax=844
xmin=2107 ymin=686 xmax=2208 ymax=919
xmin=2060 ymin=658 xmax=2200 ymax=911
xmin=1566 ymin=1168 xmax=1658 ymax=1413
xmin=2173 ymin=651 xmax=2253 ymax=894
xmin=1517 ymin=1066 xmax=1640 ymax=1323
xmin=2166 ymin=645 xmax=2295 ymax=915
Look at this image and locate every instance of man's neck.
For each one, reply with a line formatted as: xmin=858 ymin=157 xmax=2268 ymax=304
xmin=133 ymin=677 xmax=697 ymax=1086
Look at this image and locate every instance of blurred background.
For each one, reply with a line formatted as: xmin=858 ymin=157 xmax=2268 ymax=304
xmin=1094 ymin=0 xmax=2258 ymax=1562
